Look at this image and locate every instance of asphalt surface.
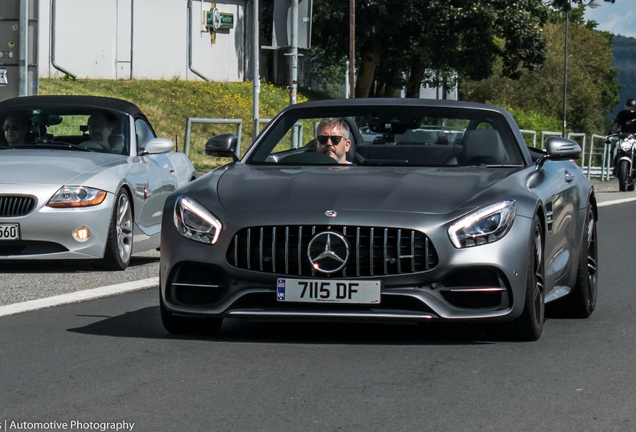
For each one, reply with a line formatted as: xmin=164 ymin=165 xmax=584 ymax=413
xmin=0 ymin=189 xmax=636 ymax=431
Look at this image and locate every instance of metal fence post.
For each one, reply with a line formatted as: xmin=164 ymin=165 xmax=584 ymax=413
xmin=184 ymin=118 xmax=243 ymax=159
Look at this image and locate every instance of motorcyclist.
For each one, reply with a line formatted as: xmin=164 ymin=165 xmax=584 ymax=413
xmin=610 ymin=99 xmax=636 ymax=188
xmin=610 ymin=98 xmax=636 ymax=135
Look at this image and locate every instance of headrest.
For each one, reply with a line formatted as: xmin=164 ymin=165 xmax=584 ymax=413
xmin=461 ymin=129 xmax=503 ymax=165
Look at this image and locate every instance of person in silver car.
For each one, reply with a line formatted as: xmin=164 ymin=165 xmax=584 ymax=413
xmin=3 ymin=114 xmax=29 ymax=146
xmin=87 ymin=112 xmax=115 ymax=148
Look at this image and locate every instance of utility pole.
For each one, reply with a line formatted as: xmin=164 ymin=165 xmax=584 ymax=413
xmin=349 ymin=0 xmax=355 ymax=98
xmin=289 ymin=0 xmax=299 ymax=105
xmin=562 ymin=0 xmax=569 ymax=137
xmin=253 ymin=0 xmax=260 ymax=142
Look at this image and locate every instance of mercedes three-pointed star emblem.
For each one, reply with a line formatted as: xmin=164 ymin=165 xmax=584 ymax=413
xmin=307 ymin=231 xmax=350 ymax=274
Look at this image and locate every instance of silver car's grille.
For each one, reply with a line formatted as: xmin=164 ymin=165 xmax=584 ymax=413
xmin=227 ymin=225 xmax=438 ymax=277
xmin=0 ymin=195 xmax=37 ymax=217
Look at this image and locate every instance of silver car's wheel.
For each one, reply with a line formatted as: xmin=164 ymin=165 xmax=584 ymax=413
xmin=102 ymin=189 xmax=133 ymax=270
xmin=511 ymin=216 xmax=545 ymax=341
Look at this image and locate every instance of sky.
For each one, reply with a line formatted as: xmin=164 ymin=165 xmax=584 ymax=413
xmin=584 ymin=0 xmax=636 ymax=38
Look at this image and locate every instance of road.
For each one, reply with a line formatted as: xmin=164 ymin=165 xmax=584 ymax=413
xmin=1 ymin=190 xmax=636 ymax=431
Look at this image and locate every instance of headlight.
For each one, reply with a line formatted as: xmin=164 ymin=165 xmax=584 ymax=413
xmin=173 ymin=196 xmax=222 ymax=244
xmin=620 ymin=140 xmax=633 ymax=152
xmin=46 ymin=186 xmax=107 ymax=208
xmin=448 ymin=201 xmax=516 ymax=248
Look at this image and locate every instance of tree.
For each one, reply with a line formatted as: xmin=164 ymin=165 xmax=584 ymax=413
xmin=459 ymin=5 xmax=620 ymax=135
xmin=312 ymin=0 xmax=551 ymax=98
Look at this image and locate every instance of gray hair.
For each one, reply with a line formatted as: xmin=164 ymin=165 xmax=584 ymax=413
xmin=317 ymin=117 xmax=350 ymax=140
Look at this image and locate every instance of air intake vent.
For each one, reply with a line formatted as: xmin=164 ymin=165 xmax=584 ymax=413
xmin=227 ymin=225 xmax=438 ymax=277
xmin=0 ymin=241 xmax=68 ymax=256
xmin=0 ymin=195 xmax=37 ymax=217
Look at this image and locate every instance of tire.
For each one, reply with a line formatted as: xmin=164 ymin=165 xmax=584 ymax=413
xmin=102 ymin=189 xmax=134 ymax=270
xmin=618 ymin=160 xmax=629 ymax=192
xmin=552 ymin=204 xmax=598 ymax=318
xmin=160 ymin=294 xmax=223 ymax=335
xmin=511 ymin=216 xmax=545 ymax=341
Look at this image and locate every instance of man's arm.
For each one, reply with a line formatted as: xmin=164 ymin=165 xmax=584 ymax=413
xmin=610 ymin=113 xmax=623 ymax=134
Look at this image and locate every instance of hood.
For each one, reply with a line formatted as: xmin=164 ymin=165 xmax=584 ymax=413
xmin=217 ymin=165 xmax=518 ymax=215
xmin=0 ymin=150 xmax=125 ymax=186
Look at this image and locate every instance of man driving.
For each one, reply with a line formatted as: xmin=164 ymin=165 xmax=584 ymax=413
xmin=3 ymin=114 xmax=29 ymax=146
xmin=315 ymin=117 xmax=352 ymax=164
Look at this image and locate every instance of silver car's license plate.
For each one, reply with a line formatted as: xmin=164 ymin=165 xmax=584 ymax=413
xmin=0 ymin=223 xmax=20 ymax=240
xmin=277 ymin=278 xmax=381 ymax=304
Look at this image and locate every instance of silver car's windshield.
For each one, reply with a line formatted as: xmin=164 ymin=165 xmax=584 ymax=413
xmin=247 ymin=106 xmax=524 ymax=167
xmin=0 ymin=105 xmax=130 ymax=155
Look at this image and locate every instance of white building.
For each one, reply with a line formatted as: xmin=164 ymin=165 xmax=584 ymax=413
xmin=40 ymin=0 xmax=250 ymax=82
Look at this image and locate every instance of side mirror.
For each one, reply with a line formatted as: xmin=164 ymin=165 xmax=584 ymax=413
xmin=144 ymin=138 xmax=175 ymax=154
xmin=205 ymin=133 xmax=239 ymax=161
xmin=545 ymin=136 xmax=581 ymax=160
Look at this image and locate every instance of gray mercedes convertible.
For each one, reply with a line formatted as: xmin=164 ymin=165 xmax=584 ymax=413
xmin=159 ymin=99 xmax=598 ymax=341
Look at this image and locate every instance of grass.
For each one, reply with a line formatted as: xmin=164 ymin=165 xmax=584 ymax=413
xmin=39 ymin=78 xmax=322 ymax=170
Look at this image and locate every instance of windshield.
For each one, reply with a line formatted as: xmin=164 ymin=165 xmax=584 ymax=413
xmin=0 ymin=105 xmax=130 ymax=155
xmin=247 ymin=106 xmax=524 ymax=167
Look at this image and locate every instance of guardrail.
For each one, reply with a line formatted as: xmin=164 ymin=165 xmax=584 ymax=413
xmin=183 ymin=118 xmax=243 ymax=159
xmin=258 ymin=118 xmax=305 ymax=148
xmin=530 ymin=130 xmax=612 ymax=180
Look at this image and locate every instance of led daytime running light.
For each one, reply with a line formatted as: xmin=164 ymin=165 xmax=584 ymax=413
xmin=448 ymin=201 xmax=516 ymax=249
xmin=173 ymin=195 xmax=222 ymax=244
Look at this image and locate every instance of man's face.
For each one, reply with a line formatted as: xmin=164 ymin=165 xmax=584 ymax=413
xmin=88 ymin=115 xmax=113 ymax=144
xmin=316 ymin=125 xmax=351 ymax=164
xmin=3 ymin=118 xmax=27 ymax=145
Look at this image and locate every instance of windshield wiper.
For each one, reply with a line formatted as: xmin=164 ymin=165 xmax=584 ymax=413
xmin=29 ymin=142 xmax=94 ymax=152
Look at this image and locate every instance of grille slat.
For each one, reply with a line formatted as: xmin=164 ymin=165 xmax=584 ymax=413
xmin=0 ymin=196 xmax=36 ymax=217
xmin=228 ymin=225 xmax=438 ymax=278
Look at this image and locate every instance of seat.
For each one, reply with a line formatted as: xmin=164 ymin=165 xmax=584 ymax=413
xmin=108 ymin=134 xmax=126 ymax=154
xmin=459 ymin=129 xmax=505 ymax=166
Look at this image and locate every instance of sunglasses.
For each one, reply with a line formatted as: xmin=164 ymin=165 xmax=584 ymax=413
xmin=317 ymin=135 xmax=344 ymax=145
xmin=2 ymin=124 xmax=22 ymax=132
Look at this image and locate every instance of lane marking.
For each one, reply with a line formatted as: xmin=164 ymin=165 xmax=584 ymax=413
xmin=598 ymin=196 xmax=636 ymax=207
xmin=0 ymin=277 xmax=158 ymax=318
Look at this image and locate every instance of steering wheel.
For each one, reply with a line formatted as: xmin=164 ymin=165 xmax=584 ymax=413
xmin=80 ymin=140 xmax=109 ymax=151
xmin=278 ymin=151 xmax=339 ymax=165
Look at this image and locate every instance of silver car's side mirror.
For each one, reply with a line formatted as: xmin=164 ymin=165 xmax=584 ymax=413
xmin=144 ymin=138 xmax=175 ymax=155
xmin=545 ymin=137 xmax=581 ymax=160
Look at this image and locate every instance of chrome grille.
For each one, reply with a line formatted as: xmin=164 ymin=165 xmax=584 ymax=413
xmin=0 ymin=195 xmax=37 ymax=217
xmin=227 ymin=225 xmax=438 ymax=277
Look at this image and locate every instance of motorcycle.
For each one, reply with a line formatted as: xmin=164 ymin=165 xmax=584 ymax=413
xmin=611 ymin=132 xmax=636 ymax=191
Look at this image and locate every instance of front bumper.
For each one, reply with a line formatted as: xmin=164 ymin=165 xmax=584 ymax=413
xmin=160 ymin=208 xmax=534 ymax=323
xmin=0 ymin=184 xmax=115 ymax=260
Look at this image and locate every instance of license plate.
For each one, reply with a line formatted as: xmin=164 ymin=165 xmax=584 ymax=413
xmin=277 ymin=278 xmax=381 ymax=304
xmin=0 ymin=223 xmax=20 ymax=240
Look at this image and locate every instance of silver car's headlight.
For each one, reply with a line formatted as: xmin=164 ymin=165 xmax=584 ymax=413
xmin=173 ymin=196 xmax=222 ymax=244
xmin=46 ymin=186 xmax=107 ymax=208
xmin=448 ymin=201 xmax=516 ymax=248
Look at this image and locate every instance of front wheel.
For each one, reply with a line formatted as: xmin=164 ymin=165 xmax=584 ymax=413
xmin=102 ymin=189 xmax=133 ymax=270
xmin=549 ymin=204 xmax=598 ymax=318
xmin=617 ymin=160 xmax=630 ymax=192
xmin=510 ymin=216 xmax=545 ymax=341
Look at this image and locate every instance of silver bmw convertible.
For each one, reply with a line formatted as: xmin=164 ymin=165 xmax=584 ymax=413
xmin=0 ymin=95 xmax=195 ymax=270
xmin=159 ymin=99 xmax=597 ymax=340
